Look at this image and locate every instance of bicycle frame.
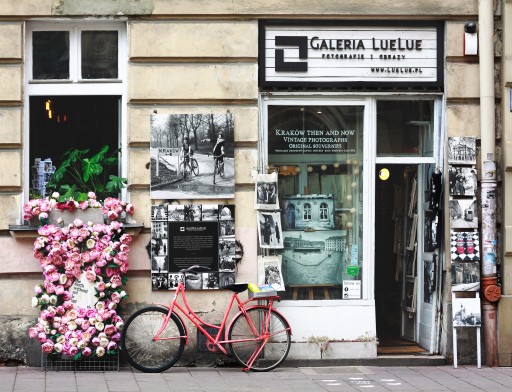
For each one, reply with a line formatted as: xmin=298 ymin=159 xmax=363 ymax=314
xmin=152 ymin=281 xmax=288 ymax=365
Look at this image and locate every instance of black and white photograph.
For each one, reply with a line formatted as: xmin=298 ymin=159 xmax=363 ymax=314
xmin=201 ymin=204 xmax=219 ymax=221
xmin=151 ymin=255 xmax=168 ymax=273
xmin=254 ymin=172 xmax=279 ymax=210
xmin=405 ymin=278 xmax=417 ymax=313
xmin=168 ymin=204 xmax=186 ymax=221
xmin=450 ymin=231 xmax=480 ymax=261
xmin=452 ymin=297 xmax=481 ymax=327
xmin=449 ymin=198 xmax=478 ymax=229
xmin=150 ymin=113 xmax=235 ymax=199
xmin=283 ymin=195 xmax=335 ymax=231
xmin=202 ymin=272 xmax=219 ymax=289
xmin=168 ymin=273 xmax=184 ymax=290
xmin=282 ymin=230 xmax=346 ymax=286
xmin=219 ymin=220 xmax=235 ymax=237
xmin=258 ymin=255 xmax=285 ymax=291
xmin=185 ymin=272 xmax=203 ymax=290
xmin=448 ymin=136 xmax=477 ymax=164
xmin=219 ymin=272 xmax=236 ymax=288
xmin=423 ymin=253 xmax=436 ymax=304
xmin=219 ymin=204 xmax=235 ymax=220
xmin=451 ymin=261 xmax=480 ymax=292
xmin=449 ymin=166 xmax=477 ymax=197
xmin=152 ymin=273 xmax=169 ymax=290
xmin=257 ymin=211 xmax=284 ymax=249
xmin=151 ymin=205 xmax=168 ymax=221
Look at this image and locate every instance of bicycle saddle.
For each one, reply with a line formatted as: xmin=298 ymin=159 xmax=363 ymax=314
xmin=223 ymin=283 xmax=248 ymax=293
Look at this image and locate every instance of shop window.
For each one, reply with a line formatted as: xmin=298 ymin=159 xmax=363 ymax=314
xmin=376 ymin=100 xmax=434 ymax=157
xmin=267 ymin=104 xmax=364 ymax=300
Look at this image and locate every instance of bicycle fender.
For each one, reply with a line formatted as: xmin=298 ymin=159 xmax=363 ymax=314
xmin=224 ymin=305 xmax=293 ymax=341
xmin=151 ymin=303 xmax=190 ymax=346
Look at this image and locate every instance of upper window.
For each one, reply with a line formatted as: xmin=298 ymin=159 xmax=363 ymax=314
xmin=29 ymin=24 xmax=122 ymax=82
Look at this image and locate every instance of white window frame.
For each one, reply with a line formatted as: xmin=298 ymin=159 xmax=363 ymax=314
xmin=259 ymin=92 xmax=443 ymax=306
xmin=24 ymin=21 xmax=128 ymax=202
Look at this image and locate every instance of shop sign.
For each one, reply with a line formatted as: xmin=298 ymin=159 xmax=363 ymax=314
xmin=259 ymin=21 xmax=444 ymax=88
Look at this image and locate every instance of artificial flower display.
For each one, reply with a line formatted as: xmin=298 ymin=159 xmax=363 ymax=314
xmin=27 ymin=195 xmax=133 ymax=360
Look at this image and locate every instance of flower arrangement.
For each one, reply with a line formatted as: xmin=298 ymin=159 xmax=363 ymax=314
xmin=23 ymin=192 xmax=134 ymax=226
xmin=28 ymin=212 xmax=133 ymax=359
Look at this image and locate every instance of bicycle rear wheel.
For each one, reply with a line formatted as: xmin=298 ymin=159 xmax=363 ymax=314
xmin=228 ymin=307 xmax=291 ymax=371
xmin=120 ymin=306 xmax=186 ymax=373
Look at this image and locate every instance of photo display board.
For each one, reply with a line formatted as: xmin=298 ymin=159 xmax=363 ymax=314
xmin=151 ymin=204 xmax=236 ymax=290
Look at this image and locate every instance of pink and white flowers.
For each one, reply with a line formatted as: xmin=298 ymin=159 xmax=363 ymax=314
xmin=23 ymin=192 xmax=134 ymax=224
xmin=29 ymin=216 xmax=131 ymax=360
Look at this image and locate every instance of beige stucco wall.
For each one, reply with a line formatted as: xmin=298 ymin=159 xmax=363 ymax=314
xmin=0 ymin=0 xmax=496 ymax=366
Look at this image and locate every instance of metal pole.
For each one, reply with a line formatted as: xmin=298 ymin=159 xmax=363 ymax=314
xmin=479 ymin=0 xmax=500 ymax=367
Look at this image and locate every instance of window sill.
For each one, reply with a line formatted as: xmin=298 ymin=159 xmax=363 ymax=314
xmin=8 ymin=223 xmax=144 ymax=239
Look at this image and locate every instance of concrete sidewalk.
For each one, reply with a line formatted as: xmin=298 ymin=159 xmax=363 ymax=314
xmin=2 ymin=365 xmax=512 ymax=391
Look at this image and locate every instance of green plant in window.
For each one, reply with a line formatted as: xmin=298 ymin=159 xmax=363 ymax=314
xmin=46 ymin=145 xmax=127 ymax=202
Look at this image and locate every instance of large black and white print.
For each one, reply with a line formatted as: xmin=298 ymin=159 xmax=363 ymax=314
xmin=257 ymin=211 xmax=284 ymax=249
xmin=452 ymin=297 xmax=481 ymax=327
xmin=448 ymin=137 xmax=477 ymax=164
xmin=254 ymin=172 xmax=279 ymax=210
xmin=150 ymin=113 xmax=235 ymax=199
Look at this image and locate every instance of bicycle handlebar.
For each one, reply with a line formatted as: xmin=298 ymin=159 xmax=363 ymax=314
xmin=179 ymin=265 xmax=211 ymax=274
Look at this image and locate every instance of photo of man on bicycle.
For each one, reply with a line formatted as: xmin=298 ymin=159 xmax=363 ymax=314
xmin=213 ymin=133 xmax=225 ymax=178
xmin=180 ymin=137 xmax=192 ymax=166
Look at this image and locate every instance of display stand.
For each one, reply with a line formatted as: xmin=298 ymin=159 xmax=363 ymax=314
xmin=452 ymin=291 xmax=481 ymax=369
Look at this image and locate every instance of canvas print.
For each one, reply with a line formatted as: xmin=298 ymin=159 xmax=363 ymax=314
xmin=448 ymin=136 xmax=477 ymax=164
xmin=258 ymin=255 xmax=285 ymax=291
xmin=452 ymin=297 xmax=481 ymax=327
xmin=449 ymin=198 xmax=478 ymax=229
xmin=450 ymin=231 xmax=480 ymax=262
xmin=449 ymin=166 xmax=477 ymax=197
xmin=150 ymin=113 xmax=235 ymax=199
xmin=451 ymin=261 xmax=480 ymax=292
xmin=257 ymin=211 xmax=284 ymax=249
xmin=282 ymin=194 xmax=335 ymax=231
xmin=255 ymin=172 xmax=279 ymax=210
xmin=281 ymin=230 xmax=347 ymax=286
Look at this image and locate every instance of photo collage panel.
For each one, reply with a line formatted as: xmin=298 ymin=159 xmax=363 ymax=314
xmin=151 ymin=204 xmax=236 ymax=291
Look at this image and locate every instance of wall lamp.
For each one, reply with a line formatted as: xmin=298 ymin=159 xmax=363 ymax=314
xmin=464 ymin=22 xmax=478 ymax=56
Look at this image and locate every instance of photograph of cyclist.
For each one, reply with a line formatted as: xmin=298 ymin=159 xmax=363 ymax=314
xmin=150 ymin=113 xmax=234 ymax=199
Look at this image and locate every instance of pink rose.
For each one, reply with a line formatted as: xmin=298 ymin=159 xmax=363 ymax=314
xmin=41 ymin=341 xmax=54 ymax=353
xmin=104 ymin=324 xmax=116 ymax=335
xmin=82 ymin=347 xmax=92 ymax=357
xmin=28 ymin=327 xmax=38 ymax=338
xmin=107 ymin=341 xmax=117 ymax=351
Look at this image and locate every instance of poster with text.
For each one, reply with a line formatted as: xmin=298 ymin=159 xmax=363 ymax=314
xmin=150 ymin=113 xmax=235 ymax=199
xmin=151 ymin=204 xmax=235 ymax=290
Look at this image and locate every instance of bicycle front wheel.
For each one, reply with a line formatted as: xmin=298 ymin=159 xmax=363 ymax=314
xmin=191 ymin=159 xmax=199 ymax=176
xmin=121 ymin=306 xmax=186 ymax=373
xmin=179 ymin=162 xmax=191 ymax=181
xmin=228 ymin=307 xmax=291 ymax=371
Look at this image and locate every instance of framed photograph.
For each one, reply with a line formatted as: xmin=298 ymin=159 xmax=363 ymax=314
xmin=150 ymin=113 xmax=235 ymax=199
xmin=257 ymin=211 xmax=284 ymax=249
xmin=452 ymin=297 xmax=481 ymax=327
xmin=405 ymin=278 xmax=417 ymax=313
xmin=255 ymin=172 xmax=279 ymax=210
xmin=258 ymin=255 xmax=285 ymax=291
xmin=450 ymin=231 xmax=480 ymax=261
xmin=449 ymin=166 xmax=477 ymax=197
xmin=449 ymin=199 xmax=478 ymax=229
xmin=151 ymin=205 xmax=168 ymax=221
xmin=451 ymin=261 xmax=480 ymax=292
xmin=448 ymin=136 xmax=477 ymax=164
xmin=423 ymin=253 xmax=436 ymax=304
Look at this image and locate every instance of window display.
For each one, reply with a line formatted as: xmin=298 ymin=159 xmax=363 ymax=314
xmin=268 ymin=105 xmax=364 ymax=300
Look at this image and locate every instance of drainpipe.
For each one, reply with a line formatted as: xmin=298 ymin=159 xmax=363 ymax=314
xmin=479 ymin=0 xmax=500 ymax=367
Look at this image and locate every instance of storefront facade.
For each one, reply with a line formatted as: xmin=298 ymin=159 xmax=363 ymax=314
xmin=0 ymin=1 xmax=503 ymax=365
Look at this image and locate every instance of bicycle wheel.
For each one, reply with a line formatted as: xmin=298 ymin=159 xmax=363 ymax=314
xmin=219 ymin=161 xmax=225 ymax=178
xmin=228 ymin=307 xmax=291 ymax=371
xmin=179 ymin=162 xmax=191 ymax=181
xmin=191 ymin=159 xmax=199 ymax=176
xmin=121 ymin=306 xmax=186 ymax=373
xmin=213 ymin=159 xmax=217 ymax=184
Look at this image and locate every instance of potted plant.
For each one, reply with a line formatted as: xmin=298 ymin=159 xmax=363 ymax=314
xmin=23 ymin=145 xmax=133 ymax=226
xmin=46 ymin=145 xmax=127 ymax=203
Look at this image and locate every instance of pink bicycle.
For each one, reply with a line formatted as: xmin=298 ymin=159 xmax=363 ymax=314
xmin=120 ymin=266 xmax=292 ymax=372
